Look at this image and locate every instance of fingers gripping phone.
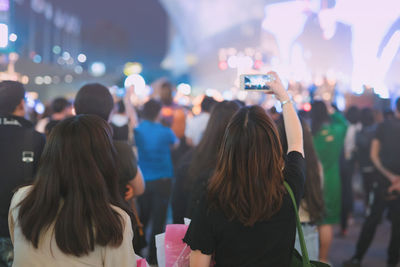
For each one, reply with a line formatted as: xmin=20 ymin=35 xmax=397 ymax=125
xmin=240 ymin=74 xmax=274 ymax=91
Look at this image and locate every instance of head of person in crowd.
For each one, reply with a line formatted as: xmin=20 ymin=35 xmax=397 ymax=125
xmin=0 ymin=81 xmax=26 ymax=117
xmin=360 ymin=108 xmax=375 ymax=128
xmin=207 ymin=105 xmax=285 ymax=226
xmin=383 ymin=108 xmax=395 ymax=121
xmin=310 ymin=100 xmax=331 ymax=135
xmin=187 ymin=101 xmax=240 ymax=188
xmin=17 ymin=115 xmax=127 ymax=256
xmin=116 ymin=100 xmax=126 ymax=115
xmin=200 ymin=96 xmax=216 ymax=114
xmin=160 ymin=81 xmax=174 ymax=106
xmin=396 ymin=97 xmax=400 ymax=116
xmin=345 ymin=106 xmax=360 ymax=125
xmin=277 ymin=118 xmax=325 ymax=223
xmin=74 ymin=83 xmax=114 ymax=121
xmin=268 ymin=106 xmax=281 ymax=122
xmin=142 ymin=99 xmax=162 ymax=122
xmin=51 ymin=97 xmax=73 ymax=120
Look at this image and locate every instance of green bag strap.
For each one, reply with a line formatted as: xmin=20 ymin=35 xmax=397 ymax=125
xmin=284 ymin=181 xmax=312 ymax=267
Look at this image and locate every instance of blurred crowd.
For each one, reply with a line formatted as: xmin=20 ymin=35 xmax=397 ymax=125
xmin=1 ymin=75 xmax=400 ymax=267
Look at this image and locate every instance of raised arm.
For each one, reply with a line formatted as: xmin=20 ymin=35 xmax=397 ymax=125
xmin=266 ymin=71 xmax=304 ymax=156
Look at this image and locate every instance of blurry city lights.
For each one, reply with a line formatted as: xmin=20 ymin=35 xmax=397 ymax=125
xmin=35 ymin=102 xmax=45 ymax=114
xmin=52 ymin=45 xmax=61 ymax=54
xmin=26 ymin=97 xmax=35 ymax=108
xmin=124 ymin=74 xmax=146 ymax=94
xmin=43 ymin=75 xmax=52 ymax=85
xmin=52 ymin=76 xmax=60 ymax=84
xmin=227 ymin=55 xmax=238 ymax=68
xmin=254 ymin=60 xmax=263 ymax=69
xmin=218 ymin=61 xmax=228 ymax=70
xmin=9 ymin=33 xmax=17 ymax=42
xmin=90 ymin=62 xmax=106 ymax=77
xmin=177 ymin=83 xmax=191 ymax=95
xmin=64 ymin=74 xmax=73 ymax=83
xmin=33 ymin=54 xmax=42 ymax=63
xmin=303 ymin=103 xmax=312 ymax=112
xmin=74 ymin=65 xmax=83 ymax=74
xmin=237 ymin=91 xmax=248 ymax=101
xmin=8 ymin=52 xmax=18 ymax=61
xmin=66 ymin=58 xmax=74 ymax=65
xmin=123 ymin=62 xmax=142 ymax=76
xmin=21 ymin=75 xmax=29 ymax=85
xmin=57 ymin=57 xmax=64 ymax=65
xmin=62 ymin=51 xmax=71 ymax=61
xmin=222 ymin=90 xmax=233 ymax=100
xmin=0 ymin=23 xmax=9 ymax=48
xmin=77 ymin=53 xmax=87 ymax=63
xmin=34 ymin=76 xmax=43 ymax=85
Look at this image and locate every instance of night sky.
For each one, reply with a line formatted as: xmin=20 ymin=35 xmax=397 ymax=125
xmin=53 ymin=0 xmax=169 ymax=70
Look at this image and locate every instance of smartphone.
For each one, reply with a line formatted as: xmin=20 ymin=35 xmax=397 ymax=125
xmin=240 ymin=74 xmax=274 ymax=91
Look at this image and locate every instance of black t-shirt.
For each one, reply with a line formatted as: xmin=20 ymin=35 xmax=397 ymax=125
xmin=375 ymin=119 xmax=400 ymax=174
xmin=183 ymin=151 xmax=305 ymax=267
xmin=0 ymin=115 xmax=45 ymax=237
xmin=355 ymin=124 xmax=377 ymax=171
xmin=113 ymin=140 xmax=138 ymax=197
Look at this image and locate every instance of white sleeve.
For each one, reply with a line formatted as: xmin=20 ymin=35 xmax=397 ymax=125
xmin=103 ymin=211 xmax=136 ymax=267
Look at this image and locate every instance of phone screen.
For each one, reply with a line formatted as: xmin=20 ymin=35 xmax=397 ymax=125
xmin=243 ymin=74 xmax=273 ymax=90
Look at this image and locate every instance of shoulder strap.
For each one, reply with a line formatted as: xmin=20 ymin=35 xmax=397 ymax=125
xmin=284 ymin=181 xmax=312 ymax=267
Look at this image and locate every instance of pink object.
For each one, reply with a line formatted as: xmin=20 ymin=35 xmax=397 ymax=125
xmin=137 ymin=258 xmax=149 ymax=267
xmin=165 ymin=224 xmax=190 ymax=267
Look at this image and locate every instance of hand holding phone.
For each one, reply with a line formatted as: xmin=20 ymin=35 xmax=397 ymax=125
xmin=264 ymin=71 xmax=290 ymax=102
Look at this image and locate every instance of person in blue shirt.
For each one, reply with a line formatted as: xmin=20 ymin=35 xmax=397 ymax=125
xmin=134 ymin=99 xmax=178 ymax=264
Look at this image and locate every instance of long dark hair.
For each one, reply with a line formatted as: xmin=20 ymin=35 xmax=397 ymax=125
xmin=17 ymin=115 xmax=126 ymax=256
xmin=187 ymin=101 xmax=240 ymax=189
xmin=277 ymin=118 xmax=325 ymax=222
xmin=208 ymin=106 xmax=285 ymax=226
xmin=311 ymin=101 xmax=331 ymax=135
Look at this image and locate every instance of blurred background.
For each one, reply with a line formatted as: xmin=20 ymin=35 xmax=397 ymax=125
xmin=0 ymin=0 xmax=400 ymax=110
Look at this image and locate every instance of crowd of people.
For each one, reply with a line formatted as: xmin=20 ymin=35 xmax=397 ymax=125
xmin=0 ymin=71 xmax=400 ymax=267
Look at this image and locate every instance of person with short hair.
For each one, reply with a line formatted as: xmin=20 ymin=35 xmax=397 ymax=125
xmin=134 ymin=99 xmax=179 ymax=264
xmin=344 ymin=99 xmax=400 ymax=267
xmin=74 ymin=83 xmax=145 ymax=201
xmin=35 ymin=97 xmax=73 ymax=134
xmin=9 ymin=115 xmax=136 ymax=266
xmin=185 ymin=96 xmax=216 ymax=146
xmin=0 ymin=81 xmax=45 ymax=267
xmin=184 ymin=72 xmax=305 ymax=267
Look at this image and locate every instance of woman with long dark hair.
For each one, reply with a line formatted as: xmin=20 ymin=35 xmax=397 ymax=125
xmin=172 ymin=100 xmax=240 ymax=223
xmin=8 ymin=115 xmax=136 ymax=266
xmin=278 ymin=118 xmax=325 ymax=260
xmin=183 ymin=72 xmax=304 ymax=266
xmin=311 ymin=100 xmax=347 ymax=263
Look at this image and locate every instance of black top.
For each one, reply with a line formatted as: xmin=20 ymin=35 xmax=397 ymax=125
xmin=0 ymin=115 xmax=45 ymax=237
xmin=375 ymin=119 xmax=400 ymax=174
xmin=183 ymin=151 xmax=305 ymax=267
xmin=113 ymin=140 xmax=138 ymax=197
xmin=355 ymin=124 xmax=377 ymax=171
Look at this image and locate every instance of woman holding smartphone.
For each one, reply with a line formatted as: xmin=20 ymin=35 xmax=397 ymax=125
xmin=183 ymin=72 xmax=304 ymax=267
xmin=9 ymin=115 xmax=136 ymax=267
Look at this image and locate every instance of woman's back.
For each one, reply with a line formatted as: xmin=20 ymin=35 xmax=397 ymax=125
xmin=11 ymin=115 xmax=137 ymax=267
xmin=184 ymin=152 xmax=304 ymax=267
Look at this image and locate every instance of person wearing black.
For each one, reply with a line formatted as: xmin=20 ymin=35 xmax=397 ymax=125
xmin=354 ymin=108 xmax=377 ymax=206
xmin=74 ymin=83 xmax=144 ymax=200
xmin=171 ymin=101 xmax=240 ymax=223
xmin=344 ymin=99 xmax=400 ymax=267
xmin=0 ymin=81 xmax=45 ymax=267
xmin=184 ymin=72 xmax=305 ymax=267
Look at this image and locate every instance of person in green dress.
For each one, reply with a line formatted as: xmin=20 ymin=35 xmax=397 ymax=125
xmin=311 ymin=100 xmax=348 ymax=263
